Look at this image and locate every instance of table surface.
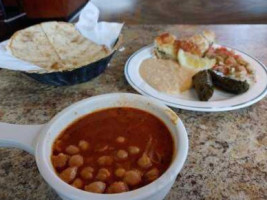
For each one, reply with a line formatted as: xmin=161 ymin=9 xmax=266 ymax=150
xmin=0 ymin=25 xmax=266 ymax=200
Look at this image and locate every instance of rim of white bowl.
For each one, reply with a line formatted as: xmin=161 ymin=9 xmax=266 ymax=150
xmin=35 ymin=93 xmax=189 ymax=200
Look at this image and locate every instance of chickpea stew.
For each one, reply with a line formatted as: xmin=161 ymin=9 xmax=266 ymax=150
xmin=51 ymin=107 xmax=174 ymax=194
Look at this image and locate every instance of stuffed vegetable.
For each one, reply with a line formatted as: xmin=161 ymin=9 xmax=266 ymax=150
xmin=192 ymin=70 xmax=214 ymax=101
xmin=209 ymin=70 xmax=249 ymax=94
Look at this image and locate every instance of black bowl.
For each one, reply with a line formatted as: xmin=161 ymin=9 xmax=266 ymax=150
xmin=24 ymin=52 xmax=115 ymax=86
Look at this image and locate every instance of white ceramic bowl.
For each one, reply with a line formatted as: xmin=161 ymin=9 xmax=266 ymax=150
xmin=0 ymin=93 xmax=188 ymax=200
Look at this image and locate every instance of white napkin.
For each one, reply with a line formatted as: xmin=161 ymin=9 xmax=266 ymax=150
xmin=0 ymin=2 xmax=123 ymax=72
xmin=75 ymin=2 xmax=123 ymax=49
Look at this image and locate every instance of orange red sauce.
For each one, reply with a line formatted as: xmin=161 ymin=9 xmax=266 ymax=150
xmin=51 ymin=107 xmax=174 ymax=194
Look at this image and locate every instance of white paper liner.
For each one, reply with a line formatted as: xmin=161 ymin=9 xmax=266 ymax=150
xmin=0 ymin=40 xmax=44 ymax=71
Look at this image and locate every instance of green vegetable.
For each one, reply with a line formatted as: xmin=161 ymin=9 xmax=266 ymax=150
xmin=192 ymin=70 xmax=214 ymax=101
xmin=209 ymin=70 xmax=249 ymax=94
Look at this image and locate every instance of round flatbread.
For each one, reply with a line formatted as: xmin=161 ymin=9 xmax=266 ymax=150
xmin=7 ymin=24 xmax=63 ymax=70
xmin=8 ymin=21 xmax=112 ymax=72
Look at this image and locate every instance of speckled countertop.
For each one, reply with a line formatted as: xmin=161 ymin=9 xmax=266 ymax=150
xmin=0 ymin=25 xmax=266 ymax=200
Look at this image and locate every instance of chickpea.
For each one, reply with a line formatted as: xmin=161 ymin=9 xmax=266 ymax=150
xmin=128 ymin=146 xmax=140 ymax=155
xmin=80 ymin=167 xmax=94 ymax=180
xmin=137 ymin=154 xmax=152 ymax=169
xmin=52 ymin=153 xmax=68 ymax=168
xmin=97 ymin=156 xmax=113 ymax=166
xmin=145 ymin=168 xmax=159 ymax=182
xmin=59 ymin=167 xmax=77 ymax=183
xmin=123 ymin=170 xmax=142 ymax=186
xmin=78 ymin=140 xmax=90 ymax=151
xmin=68 ymin=155 xmax=84 ymax=167
xmin=72 ymin=178 xmax=83 ymax=189
xmin=65 ymin=145 xmax=80 ymax=155
xmin=54 ymin=140 xmax=63 ymax=152
xmin=116 ymin=136 xmax=125 ymax=143
xmin=115 ymin=168 xmax=126 ymax=178
xmin=107 ymin=182 xmax=129 ymax=194
xmin=84 ymin=181 xmax=106 ymax=193
xmin=116 ymin=150 xmax=128 ymax=160
xmin=96 ymin=168 xmax=111 ymax=181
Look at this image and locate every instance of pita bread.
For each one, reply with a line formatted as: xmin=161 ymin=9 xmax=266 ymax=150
xmin=7 ymin=24 xmax=63 ymax=70
xmin=41 ymin=22 xmax=110 ymax=69
xmin=7 ymin=21 xmax=113 ymax=72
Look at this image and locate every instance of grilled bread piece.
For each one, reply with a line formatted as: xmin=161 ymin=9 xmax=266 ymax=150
xmin=202 ymin=30 xmax=216 ymax=44
xmin=187 ymin=30 xmax=215 ymax=55
xmin=154 ymin=33 xmax=177 ymax=60
xmin=154 ymin=30 xmax=215 ymax=60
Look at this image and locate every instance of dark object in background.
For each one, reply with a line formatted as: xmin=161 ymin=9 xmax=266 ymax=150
xmin=21 ymin=0 xmax=88 ymax=19
xmin=209 ymin=70 xmax=249 ymax=94
xmin=192 ymin=70 xmax=214 ymax=101
xmin=0 ymin=0 xmax=88 ymax=41
xmin=0 ymin=0 xmax=27 ymax=41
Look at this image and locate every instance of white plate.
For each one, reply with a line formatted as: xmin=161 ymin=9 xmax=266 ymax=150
xmin=124 ymin=44 xmax=267 ymax=112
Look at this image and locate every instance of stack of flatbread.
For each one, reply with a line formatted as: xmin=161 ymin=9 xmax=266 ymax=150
xmin=7 ymin=21 xmax=112 ymax=72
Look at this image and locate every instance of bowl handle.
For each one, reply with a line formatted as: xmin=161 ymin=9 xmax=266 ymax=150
xmin=0 ymin=122 xmax=44 ymax=154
